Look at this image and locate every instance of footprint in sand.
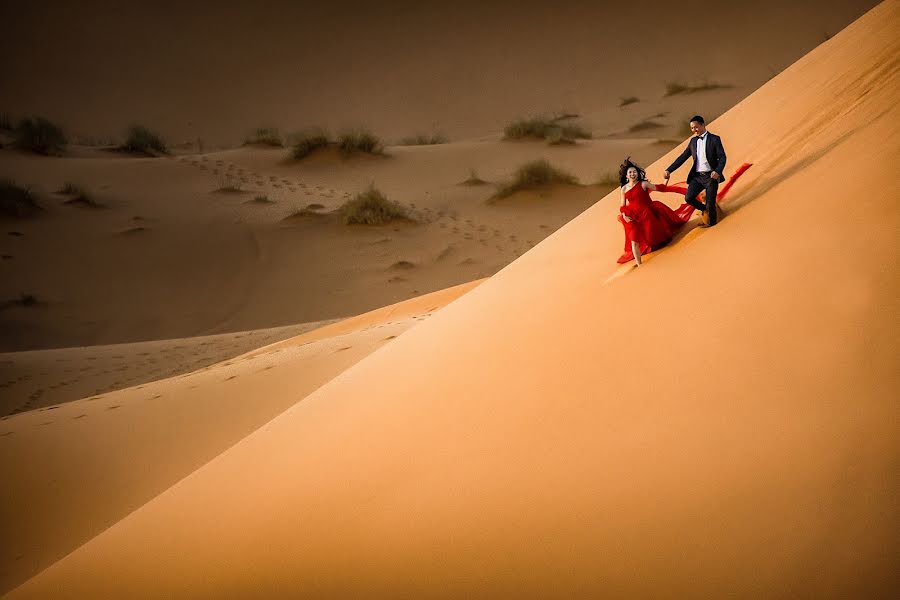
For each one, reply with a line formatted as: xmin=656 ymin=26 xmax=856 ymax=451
xmin=106 ymin=405 xmax=121 ymax=411
xmin=73 ymin=414 xmax=87 ymax=420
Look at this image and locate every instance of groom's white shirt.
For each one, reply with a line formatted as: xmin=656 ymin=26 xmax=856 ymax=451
xmin=696 ymin=133 xmax=712 ymax=172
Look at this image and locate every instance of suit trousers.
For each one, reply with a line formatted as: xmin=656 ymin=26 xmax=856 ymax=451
xmin=685 ymin=172 xmax=719 ymax=225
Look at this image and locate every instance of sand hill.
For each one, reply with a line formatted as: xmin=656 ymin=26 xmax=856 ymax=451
xmin=2 ymin=1 xmax=897 ymax=598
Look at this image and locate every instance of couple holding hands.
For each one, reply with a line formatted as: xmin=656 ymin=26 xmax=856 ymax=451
xmin=616 ymin=115 xmax=750 ymax=265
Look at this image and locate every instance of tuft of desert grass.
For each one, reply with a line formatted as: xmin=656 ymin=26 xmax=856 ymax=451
xmin=14 ymin=116 xmax=67 ymax=155
xmin=337 ymin=130 xmax=383 ymax=156
xmin=339 ymin=186 xmax=411 ymax=225
xmin=461 ymin=168 xmax=488 ymax=186
xmin=120 ymin=125 xmax=168 ymax=155
xmin=0 ymin=179 xmax=42 ymax=217
xmin=596 ymin=172 xmax=621 ymax=189
xmin=628 ymin=119 xmax=665 ymax=133
xmin=503 ymin=115 xmax=591 ymax=144
xmin=664 ymin=80 xmax=732 ymax=97
xmin=619 ymin=97 xmax=640 ymax=107
xmin=16 ymin=293 xmax=38 ymax=307
xmin=289 ymin=129 xmax=330 ymax=160
xmin=493 ymin=159 xmax=579 ymax=199
xmin=251 ymin=194 xmax=273 ymax=203
xmin=57 ymin=182 xmax=102 ymax=208
xmin=399 ymin=133 xmax=448 ymax=146
xmin=244 ymin=128 xmax=283 ymax=147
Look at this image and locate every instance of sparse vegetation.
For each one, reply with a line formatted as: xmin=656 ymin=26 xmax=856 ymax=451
xmin=0 ymin=179 xmax=42 ymax=217
xmin=215 ymin=174 xmax=244 ymax=193
xmin=596 ymin=172 xmax=621 ymax=189
xmin=664 ymin=80 xmax=732 ymax=97
xmin=251 ymin=194 xmax=273 ymax=203
xmin=289 ymin=129 xmax=330 ymax=160
xmin=57 ymin=182 xmax=102 ymax=208
xmin=628 ymin=119 xmax=665 ymax=133
xmin=0 ymin=113 xmax=12 ymax=131
xmin=620 ymin=97 xmax=639 ymax=107
xmin=339 ymin=186 xmax=411 ymax=225
xmin=503 ymin=116 xmax=591 ymax=144
xmin=120 ymin=125 xmax=167 ymax=155
xmin=494 ymin=159 xmax=579 ymax=199
xmin=14 ymin=116 xmax=67 ymax=155
xmin=244 ymin=127 xmax=283 ymax=147
xmin=399 ymin=133 xmax=448 ymax=146
xmin=461 ymin=168 xmax=488 ymax=186
xmin=16 ymin=293 xmax=38 ymax=307
xmin=337 ymin=130 xmax=383 ymax=156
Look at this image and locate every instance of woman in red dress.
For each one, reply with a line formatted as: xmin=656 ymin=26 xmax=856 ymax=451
xmin=616 ymin=158 xmax=751 ymax=265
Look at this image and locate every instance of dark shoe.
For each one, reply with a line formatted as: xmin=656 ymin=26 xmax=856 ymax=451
xmin=706 ymin=202 xmax=718 ymax=226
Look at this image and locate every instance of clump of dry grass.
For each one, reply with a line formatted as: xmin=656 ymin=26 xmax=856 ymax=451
xmin=494 ymin=159 xmax=579 ymax=199
xmin=503 ymin=116 xmax=591 ymax=144
xmin=664 ymin=80 xmax=732 ymax=97
xmin=120 ymin=125 xmax=167 ymax=155
xmin=461 ymin=168 xmax=488 ymax=186
xmin=399 ymin=133 xmax=448 ymax=146
xmin=14 ymin=116 xmax=67 ymax=155
xmin=1 ymin=179 xmax=42 ymax=217
xmin=339 ymin=186 xmax=411 ymax=225
xmin=596 ymin=172 xmax=621 ymax=189
xmin=57 ymin=182 xmax=103 ymax=208
xmin=628 ymin=119 xmax=665 ymax=133
xmin=337 ymin=130 xmax=383 ymax=156
xmin=244 ymin=127 xmax=283 ymax=147
xmin=289 ymin=129 xmax=330 ymax=160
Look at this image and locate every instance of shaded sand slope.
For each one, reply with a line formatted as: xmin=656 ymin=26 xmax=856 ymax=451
xmin=0 ymin=320 xmax=339 ymax=416
xmin=8 ymin=3 xmax=900 ymax=599
xmin=0 ymin=280 xmax=480 ymax=594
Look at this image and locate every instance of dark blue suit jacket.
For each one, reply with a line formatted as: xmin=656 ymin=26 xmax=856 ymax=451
xmin=666 ymin=132 xmax=726 ymax=182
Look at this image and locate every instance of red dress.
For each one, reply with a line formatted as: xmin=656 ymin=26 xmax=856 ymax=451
xmin=616 ymin=163 xmax=752 ymax=264
xmin=617 ymin=184 xmax=694 ymax=263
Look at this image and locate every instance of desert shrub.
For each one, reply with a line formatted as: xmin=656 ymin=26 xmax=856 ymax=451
xmin=289 ymin=129 xmax=330 ymax=159
xmin=339 ymin=186 xmax=410 ymax=225
xmin=16 ymin=293 xmax=38 ymax=306
xmin=503 ymin=116 xmax=591 ymax=144
xmin=619 ymin=97 xmax=639 ymax=107
xmin=14 ymin=116 xmax=67 ymax=155
xmin=494 ymin=159 xmax=578 ymax=198
xmin=0 ymin=179 xmax=41 ymax=217
xmin=628 ymin=119 xmax=664 ymax=133
xmin=252 ymin=194 xmax=273 ymax=203
xmin=664 ymin=80 xmax=732 ymax=97
xmin=337 ymin=130 xmax=383 ymax=156
xmin=461 ymin=168 xmax=488 ymax=186
xmin=244 ymin=127 xmax=283 ymax=147
xmin=121 ymin=125 xmax=167 ymax=155
xmin=57 ymin=182 xmax=101 ymax=207
xmin=399 ymin=133 xmax=448 ymax=146
xmin=596 ymin=172 xmax=621 ymax=188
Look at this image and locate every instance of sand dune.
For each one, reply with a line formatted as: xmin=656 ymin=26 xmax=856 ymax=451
xmin=0 ymin=1 xmax=878 ymax=144
xmin=4 ymin=1 xmax=897 ymax=598
xmin=0 ymin=280 xmax=480 ymax=594
xmin=0 ymin=320 xmax=339 ymax=416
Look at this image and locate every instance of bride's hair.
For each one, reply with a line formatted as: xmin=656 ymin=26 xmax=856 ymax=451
xmin=618 ymin=157 xmax=646 ymax=186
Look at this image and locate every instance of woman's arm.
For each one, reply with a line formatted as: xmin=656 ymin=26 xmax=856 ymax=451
xmin=619 ymin=187 xmax=632 ymax=221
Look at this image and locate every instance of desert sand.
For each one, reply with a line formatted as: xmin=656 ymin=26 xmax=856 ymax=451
xmin=1 ymin=0 xmax=897 ymax=598
xmin=0 ymin=0 xmax=900 ymax=598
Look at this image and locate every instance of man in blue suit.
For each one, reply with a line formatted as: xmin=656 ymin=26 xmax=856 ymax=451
xmin=663 ymin=115 xmax=726 ymax=226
